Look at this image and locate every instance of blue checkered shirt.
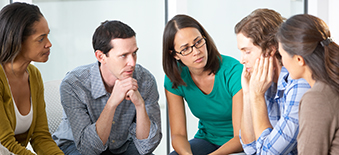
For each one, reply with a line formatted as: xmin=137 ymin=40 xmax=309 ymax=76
xmin=240 ymin=67 xmax=310 ymax=155
xmin=52 ymin=62 xmax=162 ymax=155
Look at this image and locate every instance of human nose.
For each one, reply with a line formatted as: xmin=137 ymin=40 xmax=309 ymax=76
xmin=127 ymin=55 xmax=136 ymax=67
xmin=240 ymin=53 xmax=246 ymax=64
xmin=45 ymin=37 xmax=52 ymax=48
xmin=192 ymin=45 xmax=201 ymax=56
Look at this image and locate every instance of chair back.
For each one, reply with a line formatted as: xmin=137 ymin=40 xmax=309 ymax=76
xmin=44 ymin=80 xmax=63 ymax=134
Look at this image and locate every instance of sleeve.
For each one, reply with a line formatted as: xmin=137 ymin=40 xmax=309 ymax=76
xmin=30 ymin=68 xmax=64 ymax=155
xmin=130 ymin=73 xmax=162 ymax=154
xmin=255 ymin=79 xmax=309 ymax=155
xmin=297 ymin=91 xmax=333 ymax=155
xmin=60 ymin=79 xmax=107 ymax=155
xmin=225 ymin=61 xmax=243 ymax=96
xmin=164 ymin=75 xmax=184 ymax=96
xmin=239 ymin=130 xmax=257 ymax=154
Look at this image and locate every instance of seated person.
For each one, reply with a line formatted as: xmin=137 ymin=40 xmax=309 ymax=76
xmin=52 ymin=20 xmax=162 ymax=155
xmin=0 ymin=142 xmax=15 ymax=155
xmin=235 ymin=8 xmax=310 ymax=154
xmin=163 ymin=14 xmax=244 ymax=155
xmin=277 ymin=14 xmax=339 ymax=155
xmin=0 ymin=2 xmax=63 ymax=155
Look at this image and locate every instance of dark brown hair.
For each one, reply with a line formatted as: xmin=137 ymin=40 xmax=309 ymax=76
xmin=0 ymin=2 xmax=43 ymax=64
xmin=162 ymin=14 xmax=221 ymax=89
xmin=235 ymin=8 xmax=284 ymax=63
xmin=277 ymin=14 xmax=339 ymax=93
xmin=92 ymin=20 xmax=135 ymax=56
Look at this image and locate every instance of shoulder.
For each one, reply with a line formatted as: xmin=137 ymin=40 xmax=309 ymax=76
xmin=27 ymin=64 xmax=41 ymax=77
xmin=27 ymin=64 xmax=43 ymax=86
xmin=134 ymin=64 xmax=157 ymax=89
xmin=217 ymin=55 xmax=243 ymax=80
xmin=300 ymin=85 xmax=334 ymax=119
xmin=219 ymin=55 xmax=242 ymax=72
xmin=134 ymin=64 xmax=156 ymax=82
xmin=60 ymin=63 xmax=97 ymax=93
xmin=220 ymin=55 xmax=241 ymax=66
xmin=63 ymin=63 xmax=95 ymax=83
xmin=301 ymin=82 xmax=338 ymax=109
xmin=280 ymin=67 xmax=310 ymax=91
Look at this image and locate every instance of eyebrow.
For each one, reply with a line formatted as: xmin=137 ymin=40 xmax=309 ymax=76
xmin=37 ymin=30 xmax=50 ymax=38
xmin=120 ymin=48 xmax=139 ymax=55
xmin=179 ymin=36 xmax=202 ymax=48
xmin=240 ymin=46 xmax=252 ymax=51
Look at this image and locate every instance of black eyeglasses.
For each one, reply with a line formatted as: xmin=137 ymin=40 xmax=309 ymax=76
xmin=174 ymin=37 xmax=206 ymax=56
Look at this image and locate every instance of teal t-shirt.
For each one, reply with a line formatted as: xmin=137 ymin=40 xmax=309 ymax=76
xmin=164 ymin=55 xmax=243 ymax=146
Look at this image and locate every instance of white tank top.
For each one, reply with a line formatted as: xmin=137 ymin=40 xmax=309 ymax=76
xmin=1 ymin=65 xmax=33 ymax=135
xmin=13 ymin=99 xmax=33 ymax=135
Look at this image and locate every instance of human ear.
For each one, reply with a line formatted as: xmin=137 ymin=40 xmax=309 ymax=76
xmin=269 ymin=46 xmax=277 ymax=56
xmin=170 ymin=50 xmax=180 ymax=60
xmin=295 ymin=55 xmax=305 ymax=66
xmin=95 ymin=50 xmax=106 ymax=63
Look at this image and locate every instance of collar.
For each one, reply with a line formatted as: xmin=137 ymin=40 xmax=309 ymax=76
xmin=277 ymin=66 xmax=290 ymax=91
xmin=90 ymin=62 xmax=108 ymax=99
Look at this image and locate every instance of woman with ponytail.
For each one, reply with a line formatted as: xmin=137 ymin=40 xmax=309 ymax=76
xmin=277 ymin=14 xmax=339 ymax=154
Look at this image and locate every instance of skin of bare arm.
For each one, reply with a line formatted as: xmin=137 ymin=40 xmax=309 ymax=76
xmin=209 ymin=90 xmax=244 ymax=154
xmin=166 ymin=89 xmax=193 ymax=155
xmin=249 ymin=56 xmax=274 ymax=139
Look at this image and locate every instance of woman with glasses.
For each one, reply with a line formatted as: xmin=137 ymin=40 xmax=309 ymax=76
xmin=163 ymin=14 xmax=243 ymax=155
xmin=277 ymin=14 xmax=339 ymax=155
xmin=0 ymin=2 xmax=63 ymax=155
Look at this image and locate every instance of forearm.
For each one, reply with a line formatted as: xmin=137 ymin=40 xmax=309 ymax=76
xmin=209 ymin=136 xmax=243 ymax=155
xmin=240 ymin=92 xmax=255 ymax=144
xmin=250 ymin=94 xmax=272 ymax=140
xmin=96 ymin=102 xmax=116 ymax=145
xmin=172 ymin=135 xmax=193 ymax=155
xmin=135 ymin=103 xmax=151 ymax=139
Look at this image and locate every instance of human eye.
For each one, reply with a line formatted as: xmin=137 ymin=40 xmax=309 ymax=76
xmin=195 ymin=39 xmax=202 ymax=45
xmin=133 ymin=51 xmax=137 ymax=55
xmin=181 ymin=47 xmax=189 ymax=53
xmin=38 ymin=37 xmax=44 ymax=42
xmin=120 ymin=54 xmax=126 ymax=58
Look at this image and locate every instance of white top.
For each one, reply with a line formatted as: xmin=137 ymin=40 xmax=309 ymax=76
xmin=1 ymin=64 xmax=33 ymax=135
xmin=13 ymin=99 xmax=33 ymax=135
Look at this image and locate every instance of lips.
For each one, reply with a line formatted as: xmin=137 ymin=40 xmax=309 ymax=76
xmin=43 ymin=51 xmax=50 ymax=56
xmin=195 ymin=56 xmax=204 ymax=63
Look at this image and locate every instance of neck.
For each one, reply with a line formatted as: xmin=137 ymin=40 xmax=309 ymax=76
xmin=189 ymin=67 xmax=211 ymax=78
xmin=2 ymin=61 xmax=30 ymax=77
xmin=273 ymin=58 xmax=282 ymax=83
xmin=99 ymin=64 xmax=117 ymax=93
xmin=303 ymin=67 xmax=316 ymax=87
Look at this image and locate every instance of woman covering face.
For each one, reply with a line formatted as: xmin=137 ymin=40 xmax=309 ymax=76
xmin=277 ymin=14 xmax=339 ymax=155
xmin=163 ymin=14 xmax=244 ymax=155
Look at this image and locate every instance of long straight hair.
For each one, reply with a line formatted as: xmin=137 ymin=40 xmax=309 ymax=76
xmin=0 ymin=2 xmax=43 ymax=64
xmin=277 ymin=14 xmax=339 ymax=93
xmin=162 ymin=14 xmax=221 ymax=89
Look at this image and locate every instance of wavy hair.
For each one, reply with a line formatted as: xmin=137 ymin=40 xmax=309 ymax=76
xmin=235 ymin=8 xmax=284 ymax=63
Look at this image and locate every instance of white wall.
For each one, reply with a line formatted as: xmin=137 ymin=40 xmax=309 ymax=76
xmin=167 ymin=0 xmax=304 ymax=153
xmin=9 ymin=0 xmax=306 ymax=154
xmin=308 ymin=0 xmax=339 ymax=41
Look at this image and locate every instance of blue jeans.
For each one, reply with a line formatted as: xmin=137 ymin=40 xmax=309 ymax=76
xmin=60 ymin=141 xmax=149 ymax=155
xmin=59 ymin=141 xmax=81 ymax=155
xmin=169 ymin=138 xmax=220 ymax=155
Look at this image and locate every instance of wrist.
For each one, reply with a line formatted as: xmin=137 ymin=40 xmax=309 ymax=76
xmin=135 ymin=101 xmax=145 ymax=110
